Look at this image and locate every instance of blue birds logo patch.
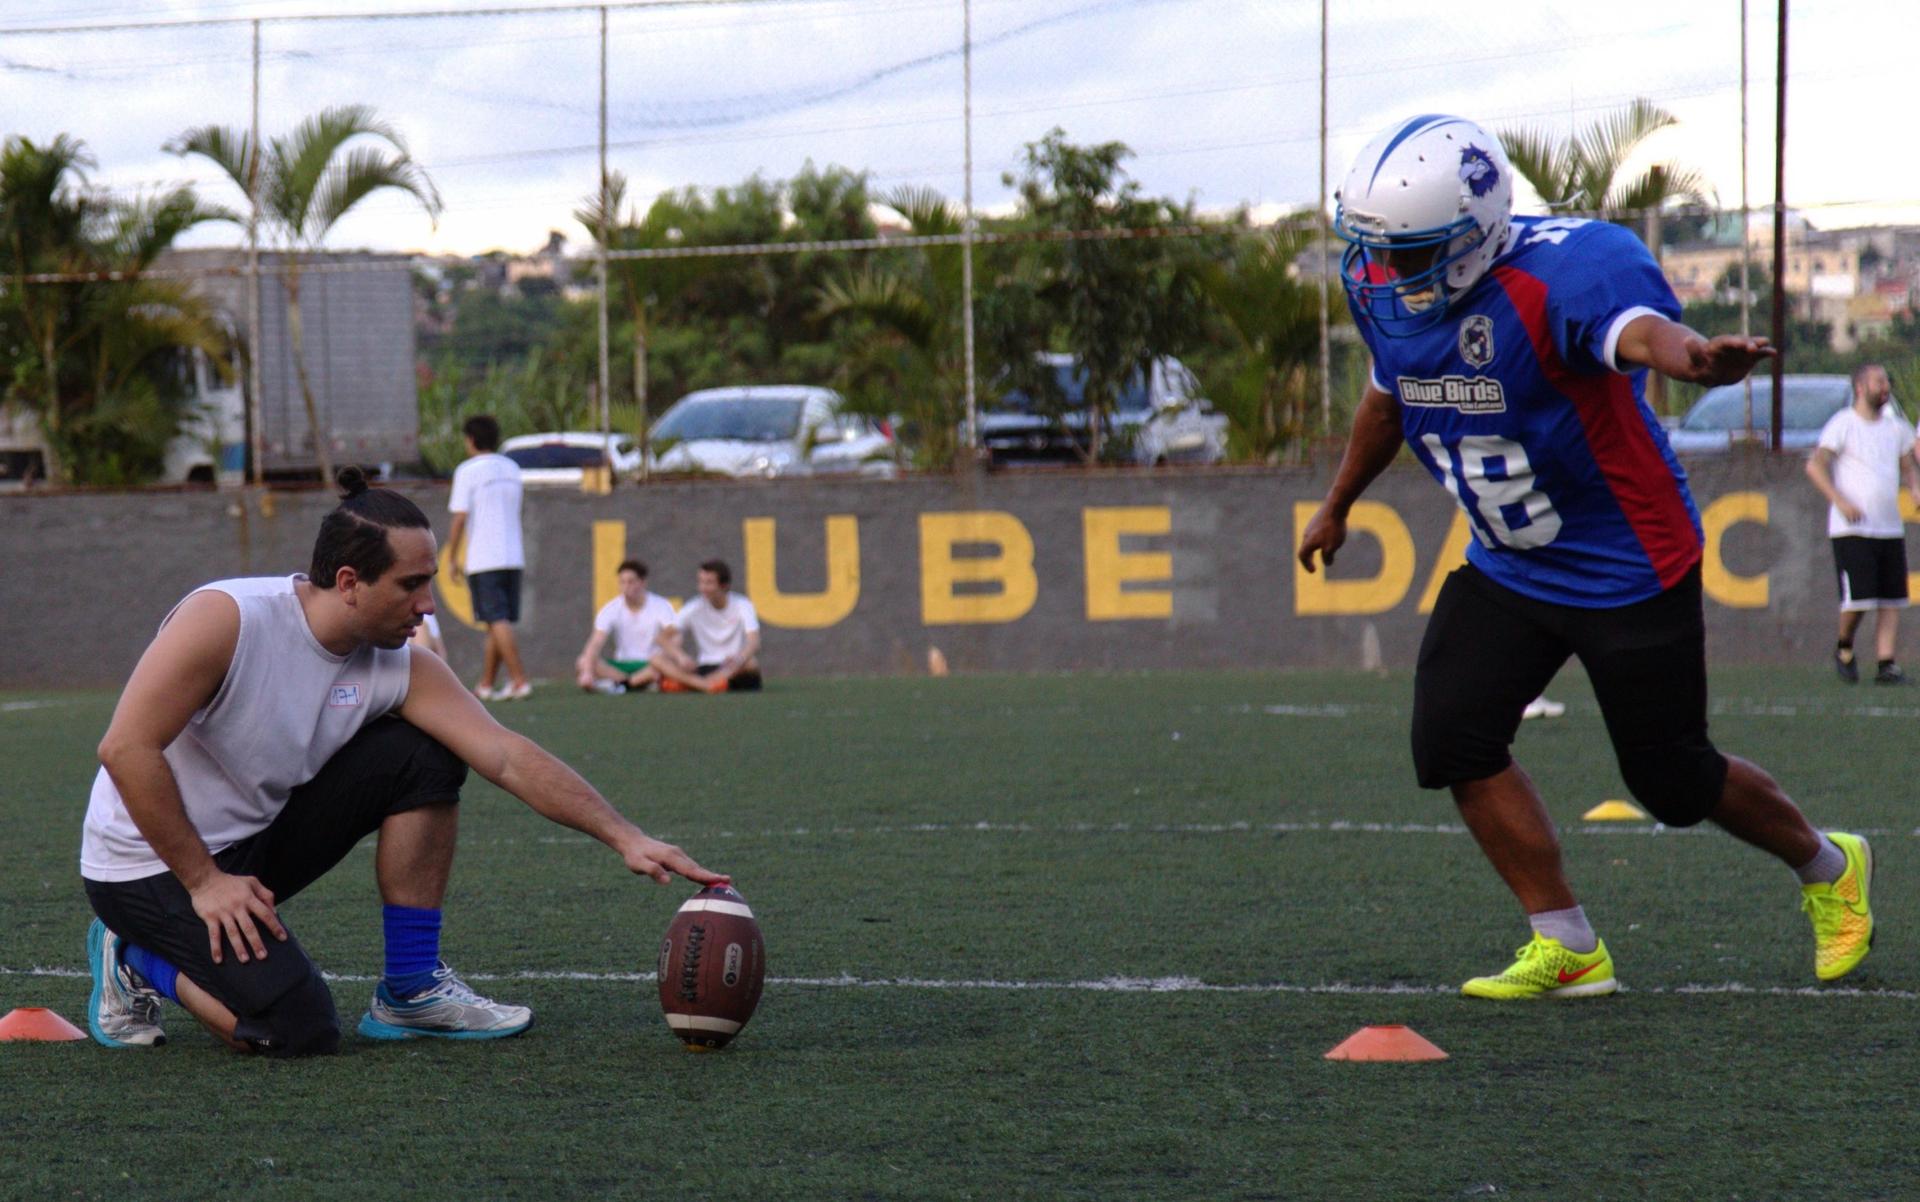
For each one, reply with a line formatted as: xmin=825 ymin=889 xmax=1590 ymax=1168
xmin=1460 ymin=144 xmax=1499 ymax=198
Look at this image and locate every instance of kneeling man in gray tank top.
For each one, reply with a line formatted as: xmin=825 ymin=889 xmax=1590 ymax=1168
xmin=79 ymin=467 xmax=727 ymax=1055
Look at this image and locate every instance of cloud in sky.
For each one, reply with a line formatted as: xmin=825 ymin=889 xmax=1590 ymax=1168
xmin=1 ymin=0 xmax=1908 ymax=255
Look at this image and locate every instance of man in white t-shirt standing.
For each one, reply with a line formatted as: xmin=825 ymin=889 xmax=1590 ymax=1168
xmin=575 ymin=559 xmax=677 ymax=693
xmin=1806 ymin=364 xmax=1920 ymax=684
xmin=447 ymin=415 xmax=530 ymax=700
xmin=658 ymin=559 xmax=763 ymax=694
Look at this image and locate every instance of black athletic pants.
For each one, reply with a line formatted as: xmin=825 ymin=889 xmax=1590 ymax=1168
xmin=84 ymin=718 xmax=467 ymax=1056
xmin=1411 ymin=563 xmax=1729 ymax=827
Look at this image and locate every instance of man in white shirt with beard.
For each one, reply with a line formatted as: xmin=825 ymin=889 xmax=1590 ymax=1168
xmin=1807 ymin=364 xmax=1920 ymax=684
xmin=82 ymin=468 xmax=725 ymax=1056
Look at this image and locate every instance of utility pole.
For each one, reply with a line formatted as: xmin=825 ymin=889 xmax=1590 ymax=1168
xmin=247 ymin=19 xmax=265 ymax=487
xmin=596 ymin=7 xmax=612 ymax=458
xmin=1768 ymin=0 xmax=1788 ymax=451
xmin=1316 ymin=0 xmax=1331 ymax=438
xmin=960 ymin=0 xmax=978 ymax=460
xmin=1739 ymin=0 xmax=1754 ymax=439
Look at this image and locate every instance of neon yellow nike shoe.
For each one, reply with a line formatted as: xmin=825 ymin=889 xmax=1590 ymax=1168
xmin=1461 ymin=933 xmax=1618 ymax=1000
xmin=1803 ymin=831 xmax=1874 ymax=982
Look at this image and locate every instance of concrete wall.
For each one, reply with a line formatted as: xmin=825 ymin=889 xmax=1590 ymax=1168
xmin=0 ymin=455 xmax=1863 ymax=689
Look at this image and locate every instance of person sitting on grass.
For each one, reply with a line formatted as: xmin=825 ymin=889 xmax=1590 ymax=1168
xmin=81 ymin=467 xmax=725 ymax=1056
xmin=656 ymin=560 xmax=762 ymax=694
xmin=575 ymin=559 xmax=676 ymax=694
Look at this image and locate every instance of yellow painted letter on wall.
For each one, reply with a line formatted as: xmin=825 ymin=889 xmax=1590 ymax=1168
xmin=1416 ymin=510 xmax=1475 ymax=614
xmin=1083 ymin=506 xmax=1173 ymax=620
xmin=920 ymin=511 xmax=1038 ymax=625
xmin=1292 ymin=500 xmax=1416 ymax=616
xmin=743 ymin=515 xmax=861 ymax=629
xmin=435 ymin=543 xmax=480 ymax=631
xmin=591 ymin=519 xmax=628 ymax=616
xmin=1701 ymin=492 xmax=1769 ymax=609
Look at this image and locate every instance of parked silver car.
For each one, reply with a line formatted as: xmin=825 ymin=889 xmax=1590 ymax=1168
xmin=978 ymin=353 xmax=1227 ymax=467
xmin=647 ymin=386 xmax=895 ymax=478
xmin=1665 ymin=374 xmax=1854 ymax=454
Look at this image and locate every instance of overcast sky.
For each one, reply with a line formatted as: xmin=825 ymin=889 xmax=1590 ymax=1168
xmin=0 ymin=0 xmax=1906 ymax=256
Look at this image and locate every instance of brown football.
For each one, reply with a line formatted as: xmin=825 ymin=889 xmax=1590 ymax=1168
xmin=657 ymin=883 xmax=765 ymax=1050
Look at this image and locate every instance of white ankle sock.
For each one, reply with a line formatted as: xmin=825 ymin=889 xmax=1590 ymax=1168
xmin=1794 ymin=836 xmax=1847 ymax=886
xmin=1529 ymin=905 xmax=1597 ymax=954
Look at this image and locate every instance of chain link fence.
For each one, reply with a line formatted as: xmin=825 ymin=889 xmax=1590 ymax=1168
xmin=1 ymin=0 xmax=1913 ymax=488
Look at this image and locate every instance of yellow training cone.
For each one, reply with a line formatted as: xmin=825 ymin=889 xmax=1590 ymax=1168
xmin=1583 ymin=800 xmax=1649 ymax=821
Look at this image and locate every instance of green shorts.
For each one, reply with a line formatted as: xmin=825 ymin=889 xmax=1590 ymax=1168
xmin=607 ymin=658 xmax=650 ymax=675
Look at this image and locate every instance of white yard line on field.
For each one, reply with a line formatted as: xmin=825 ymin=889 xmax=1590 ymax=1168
xmin=487 ymin=821 xmax=1908 ymax=846
xmin=4 ymin=964 xmax=1917 ymax=1000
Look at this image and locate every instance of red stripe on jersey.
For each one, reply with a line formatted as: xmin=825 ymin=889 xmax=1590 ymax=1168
xmin=1492 ymin=264 xmax=1701 ymax=587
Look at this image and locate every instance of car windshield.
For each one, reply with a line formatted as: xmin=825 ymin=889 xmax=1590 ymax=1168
xmin=504 ymin=444 xmax=606 ymax=469
xmin=653 ymin=397 xmax=805 ymax=442
xmin=1001 ymin=364 xmax=1150 ymax=413
xmin=1680 ymin=378 xmax=1854 ymax=432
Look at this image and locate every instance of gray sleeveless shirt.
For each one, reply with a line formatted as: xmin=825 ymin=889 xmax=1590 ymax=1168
xmin=80 ymin=575 xmax=412 ymax=882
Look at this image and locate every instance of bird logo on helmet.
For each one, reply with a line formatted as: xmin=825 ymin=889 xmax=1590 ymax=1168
xmin=1333 ymin=115 xmax=1515 ymax=337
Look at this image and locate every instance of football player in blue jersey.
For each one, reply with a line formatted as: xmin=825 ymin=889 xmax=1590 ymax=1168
xmin=1298 ymin=114 xmax=1874 ymax=997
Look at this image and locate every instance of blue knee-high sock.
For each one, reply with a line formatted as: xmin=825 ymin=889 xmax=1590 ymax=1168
xmin=382 ymin=904 xmax=443 ymax=997
xmin=122 ymin=944 xmax=180 ymax=1003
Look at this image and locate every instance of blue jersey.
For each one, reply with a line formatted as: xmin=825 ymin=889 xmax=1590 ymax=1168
xmin=1351 ymin=215 xmax=1698 ymax=607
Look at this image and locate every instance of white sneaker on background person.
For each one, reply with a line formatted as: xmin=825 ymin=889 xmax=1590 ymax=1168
xmin=1521 ymin=695 xmax=1567 ymax=720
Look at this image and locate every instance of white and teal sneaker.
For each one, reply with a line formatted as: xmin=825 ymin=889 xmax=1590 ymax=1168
xmin=85 ymin=918 xmax=166 ymax=1048
xmin=357 ymin=962 xmax=531 ymax=1041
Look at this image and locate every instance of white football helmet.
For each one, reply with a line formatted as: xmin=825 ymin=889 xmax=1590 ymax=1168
xmin=1334 ymin=115 xmax=1514 ymax=337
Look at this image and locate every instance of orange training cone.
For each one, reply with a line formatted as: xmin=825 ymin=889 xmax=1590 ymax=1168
xmin=1324 ymin=1024 xmax=1448 ymax=1062
xmin=0 ymin=1007 xmax=87 ymax=1042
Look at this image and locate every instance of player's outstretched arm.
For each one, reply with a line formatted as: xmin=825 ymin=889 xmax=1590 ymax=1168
xmin=1614 ymin=314 xmax=1777 ymax=386
xmin=1297 ymin=381 xmax=1402 ymax=573
xmin=397 ymin=649 xmax=728 ymax=886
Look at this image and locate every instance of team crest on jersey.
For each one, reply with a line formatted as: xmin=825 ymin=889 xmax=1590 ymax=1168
xmin=328 ymin=683 xmax=362 ymax=708
xmin=1458 ymin=314 xmax=1495 ymax=367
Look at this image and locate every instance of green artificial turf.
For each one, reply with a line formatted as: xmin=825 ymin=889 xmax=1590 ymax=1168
xmin=2 ymin=669 xmax=1915 ymax=1200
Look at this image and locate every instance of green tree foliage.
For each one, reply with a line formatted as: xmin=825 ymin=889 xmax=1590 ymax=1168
xmin=1498 ymin=98 xmax=1712 ymax=226
xmin=169 ymin=105 xmax=441 ymax=482
xmin=984 ymin=130 xmax=1216 ymax=462
xmin=816 ymin=185 xmax=967 ymax=469
xmin=0 ymin=134 xmax=227 ymax=485
xmin=1191 ymin=218 xmax=1337 ymax=462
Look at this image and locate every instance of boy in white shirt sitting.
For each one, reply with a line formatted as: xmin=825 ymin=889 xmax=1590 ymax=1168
xmin=574 ymin=559 xmax=677 ymax=694
xmin=657 ymin=560 xmax=763 ymax=694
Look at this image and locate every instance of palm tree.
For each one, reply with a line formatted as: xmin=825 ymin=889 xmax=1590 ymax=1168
xmin=574 ymin=170 xmax=711 ymax=477
xmin=1195 ymin=219 xmax=1329 ymax=463
xmin=0 ymin=134 xmax=228 ymax=484
xmin=168 ymin=105 xmax=441 ymax=482
xmin=816 ymin=185 xmax=967 ymax=468
xmin=1497 ymin=98 xmax=1712 ymax=223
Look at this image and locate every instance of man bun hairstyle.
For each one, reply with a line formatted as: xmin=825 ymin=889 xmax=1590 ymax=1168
xmin=463 ymin=414 xmax=501 ymax=452
xmin=700 ymin=558 xmax=732 ymax=587
xmin=618 ymin=558 xmax=649 ymax=579
xmin=310 ymin=466 xmax=432 ymax=588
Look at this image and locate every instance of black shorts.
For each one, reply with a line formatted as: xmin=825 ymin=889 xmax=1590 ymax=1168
xmin=83 ymin=718 xmax=467 ymax=1056
xmin=1411 ymin=563 xmax=1728 ymax=826
xmin=696 ymin=663 xmax=764 ymax=692
xmin=469 ymin=569 xmax=522 ymax=623
xmin=1832 ymin=536 xmax=1910 ymax=611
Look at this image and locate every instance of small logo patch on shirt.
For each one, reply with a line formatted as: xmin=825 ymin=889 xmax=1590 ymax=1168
xmin=328 ymin=683 xmax=363 ymax=708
